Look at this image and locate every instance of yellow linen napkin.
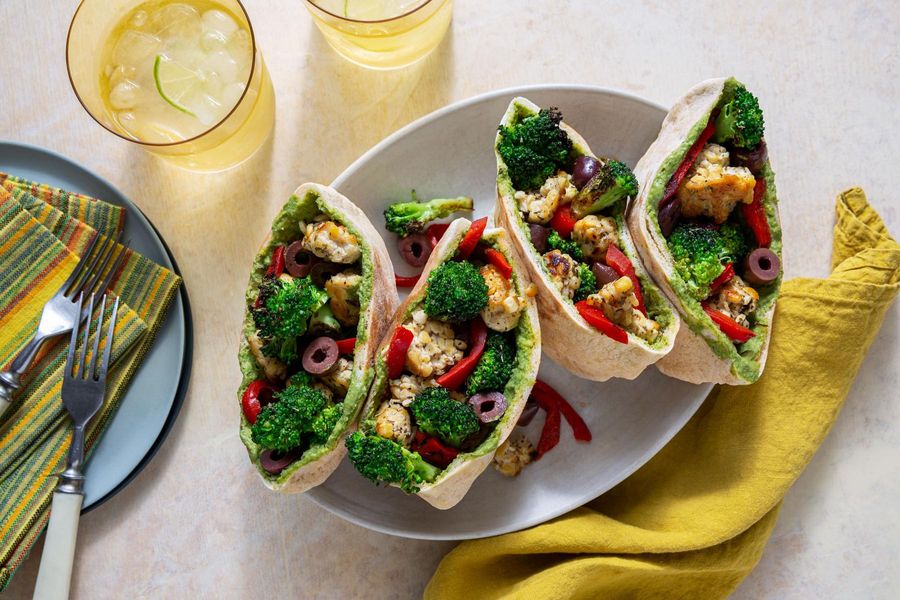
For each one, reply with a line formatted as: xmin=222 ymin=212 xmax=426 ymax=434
xmin=0 ymin=178 xmax=182 ymax=591
xmin=426 ymin=188 xmax=900 ymax=600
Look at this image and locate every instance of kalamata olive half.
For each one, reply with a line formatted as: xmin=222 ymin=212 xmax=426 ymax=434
xmin=529 ymin=224 xmax=550 ymax=253
xmin=284 ymin=240 xmax=317 ymax=278
xmin=731 ymin=139 xmax=768 ymax=175
xmin=516 ymin=398 xmax=539 ymax=427
xmin=398 ymin=233 xmax=432 ymax=268
xmin=572 ymin=155 xmax=602 ymax=189
xmin=592 ymin=262 xmax=619 ymax=286
xmin=658 ymin=197 xmax=682 ymax=238
xmin=742 ymin=247 xmax=780 ymax=286
xmin=302 ymin=336 xmax=339 ymax=374
xmin=469 ymin=392 xmax=508 ymax=423
xmin=310 ymin=262 xmax=343 ymax=287
xmin=260 ymin=449 xmax=298 ymax=475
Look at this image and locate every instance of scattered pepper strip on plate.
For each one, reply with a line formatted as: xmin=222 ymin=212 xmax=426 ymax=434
xmin=426 ymin=223 xmax=450 ymax=248
xmin=702 ymin=303 xmax=756 ymax=343
xmin=709 ymin=263 xmax=735 ymax=293
xmin=574 ymin=300 xmax=629 ymax=345
xmin=549 ymin=204 xmax=577 ymax=238
xmin=661 ymin=120 xmax=717 ymax=204
xmin=741 ymin=178 xmax=772 ymax=247
xmin=386 ymin=326 xmax=415 ymax=378
xmin=455 ymin=216 xmax=488 ymax=260
xmin=605 ymin=244 xmax=647 ymax=316
xmin=241 ymin=380 xmax=276 ymax=424
xmin=395 ymin=274 xmax=421 ymax=287
xmin=436 ymin=317 xmax=488 ymax=389
xmin=336 ymin=337 xmax=356 ymax=355
xmin=410 ymin=431 xmax=459 ymax=469
xmin=532 ymin=379 xmax=592 ymax=442
xmin=265 ymin=245 xmax=286 ymax=278
xmin=534 ymin=394 xmax=561 ymax=459
xmin=484 ymin=248 xmax=513 ymax=279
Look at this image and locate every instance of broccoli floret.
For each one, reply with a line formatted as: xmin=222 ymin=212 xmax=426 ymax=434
xmin=423 ymin=260 xmax=489 ymax=322
xmin=345 ymin=432 xmax=440 ymax=493
xmin=713 ymin=86 xmax=765 ymax=149
xmin=251 ymin=384 xmax=329 ymax=452
xmin=310 ymin=403 xmax=343 ymax=445
xmin=252 ymin=276 xmax=329 ymax=363
xmin=498 ymin=107 xmax=573 ymax=191
xmin=309 ymin=303 xmax=341 ymax=335
xmin=409 ymin=387 xmax=480 ymax=448
xmin=466 ymin=334 xmax=516 ymax=396
xmin=383 ymin=192 xmax=474 ymax=236
xmin=573 ymin=262 xmax=598 ymax=302
xmin=668 ymin=222 xmax=750 ymax=299
xmin=547 ymin=229 xmax=583 ymax=260
xmin=572 ymin=160 xmax=639 ymax=217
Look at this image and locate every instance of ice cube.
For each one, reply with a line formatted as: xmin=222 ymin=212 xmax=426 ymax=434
xmin=149 ymin=3 xmax=202 ymax=40
xmin=187 ymin=93 xmax=224 ymax=126
xmin=201 ymin=29 xmax=228 ymax=51
xmin=112 ymin=30 xmax=161 ymax=67
xmin=198 ymin=49 xmax=240 ymax=84
xmin=220 ymin=82 xmax=246 ymax=111
xmin=227 ymin=28 xmax=252 ymax=58
xmin=109 ymin=80 xmax=141 ymax=110
xmin=202 ymin=9 xmax=239 ymax=38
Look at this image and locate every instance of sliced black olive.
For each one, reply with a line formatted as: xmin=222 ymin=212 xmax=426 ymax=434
xmin=398 ymin=233 xmax=432 ymax=268
xmin=731 ymin=139 xmax=768 ymax=175
xmin=310 ymin=262 xmax=343 ymax=287
xmin=592 ymin=262 xmax=619 ymax=286
xmin=658 ymin=197 xmax=682 ymax=238
xmin=572 ymin=155 xmax=602 ymax=189
xmin=285 ymin=240 xmax=317 ymax=278
xmin=468 ymin=392 xmax=508 ymax=423
xmin=301 ymin=336 xmax=339 ymax=374
xmin=528 ymin=224 xmax=550 ymax=253
xmin=516 ymin=398 xmax=539 ymax=427
xmin=260 ymin=449 xmax=298 ymax=475
xmin=742 ymin=247 xmax=780 ymax=286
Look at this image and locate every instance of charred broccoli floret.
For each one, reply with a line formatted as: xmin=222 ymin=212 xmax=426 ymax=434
xmin=547 ymin=229 xmax=583 ymax=260
xmin=383 ymin=192 xmax=474 ymax=236
xmin=345 ymin=432 xmax=440 ymax=493
xmin=423 ymin=260 xmax=489 ymax=322
xmin=409 ymin=387 xmax=480 ymax=448
xmin=310 ymin=403 xmax=343 ymax=445
xmin=466 ymin=333 xmax=516 ymax=396
xmin=669 ymin=222 xmax=750 ymax=299
xmin=713 ymin=86 xmax=765 ymax=150
xmin=573 ymin=262 xmax=598 ymax=302
xmin=251 ymin=384 xmax=329 ymax=452
xmin=572 ymin=160 xmax=639 ymax=217
xmin=498 ymin=107 xmax=573 ymax=191
xmin=252 ymin=276 xmax=329 ymax=363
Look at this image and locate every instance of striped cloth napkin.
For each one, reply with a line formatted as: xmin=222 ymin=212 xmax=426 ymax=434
xmin=0 ymin=174 xmax=181 ymax=591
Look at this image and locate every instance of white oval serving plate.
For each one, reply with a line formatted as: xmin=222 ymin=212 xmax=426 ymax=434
xmin=306 ymin=84 xmax=711 ymax=540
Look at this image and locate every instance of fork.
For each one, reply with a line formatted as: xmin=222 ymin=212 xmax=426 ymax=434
xmin=0 ymin=233 xmax=127 ymax=415
xmin=32 ymin=292 xmax=119 ymax=600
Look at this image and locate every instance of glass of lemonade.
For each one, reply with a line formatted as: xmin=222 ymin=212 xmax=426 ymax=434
xmin=304 ymin=0 xmax=453 ymax=70
xmin=67 ymin=0 xmax=275 ymax=171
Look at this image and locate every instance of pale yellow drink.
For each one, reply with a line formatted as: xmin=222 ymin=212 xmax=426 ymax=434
xmin=68 ymin=0 xmax=274 ymax=171
xmin=305 ymin=0 xmax=453 ymax=70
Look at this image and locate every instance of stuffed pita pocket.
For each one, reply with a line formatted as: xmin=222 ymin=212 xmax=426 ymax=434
xmin=494 ymin=97 xmax=678 ymax=381
xmin=628 ymin=77 xmax=782 ymax=385
xmin=346 ymin=218 xmax=541 ymax=510
xmin=238 ymin=183 xmax=398 ymax=492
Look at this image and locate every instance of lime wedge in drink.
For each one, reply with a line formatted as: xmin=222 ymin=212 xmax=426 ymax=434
xmin=153 ymin=55 xmax=200 ymax=116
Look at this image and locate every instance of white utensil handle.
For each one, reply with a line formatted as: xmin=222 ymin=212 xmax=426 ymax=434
xmin=0 ymin=396 xmax=9 ymax=416
xmin=33 ymin=492 xmax=83 ymax=600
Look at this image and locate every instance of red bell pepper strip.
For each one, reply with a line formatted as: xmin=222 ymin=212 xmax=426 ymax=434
xmin=535 ymin=398 xmax=561 ymax=460
xmin=395 ymin=274 xmax=421 ymax=287
xmin=455 ymin=216 xmax=488 ymax=260
xmin=574 ymin=300 xmax=629 ymax=345
xmin=741 ymin=178 xmax=772 ymax=248
xmin=702 ymin=303 xmax=756 ymax=343
xmin=265 ymin=245 xmax=286 ymax=278
xmin=604 ymin=244 xmax=647 ymax=316
xmin=410 ymin=431 xmax=459 ymax=469
xmin=709 ymin=263 xmax=735 ymax=294
xmin=336 ymin=337 xmax=356 ymax=355
xmin=484 ymin=248 xmax=512 ymax=279
xmin=435 ymin=318 xmax=488 ymax=390
xmin=241 ymin=380 xmax=276 ymax=424
xmin=386 ymin=326 xmax=414 ymax=379
xmin=549 ymin=204 xmax=578 ymax=238
xmin=426 ymin=223 xmax=450 ymax=248
xmin=532 ymin=379 xmax=592 ymax=442
xmin=662 ymin=120 xmax=717 ymax=204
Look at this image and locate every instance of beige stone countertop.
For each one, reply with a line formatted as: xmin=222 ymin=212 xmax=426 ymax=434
xmin=1 ymin=0 xmax=898 ymax=598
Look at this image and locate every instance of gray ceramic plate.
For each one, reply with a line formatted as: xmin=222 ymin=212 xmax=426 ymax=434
xmin=0 ymin=141 xmax=192 ymax=511
xmin=305 ymin=85 xmax=712 ymax=540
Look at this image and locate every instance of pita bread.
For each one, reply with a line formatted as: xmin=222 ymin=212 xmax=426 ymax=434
xmin=356 ymin=218 xmax=541 ymax=509
xmin=494 ymin=97 xmax=679 ymax=381
xmin=627 ymin=77 xmax=782 ymax=385
xmin=238 ymin=183 xmax=398 ymax=492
